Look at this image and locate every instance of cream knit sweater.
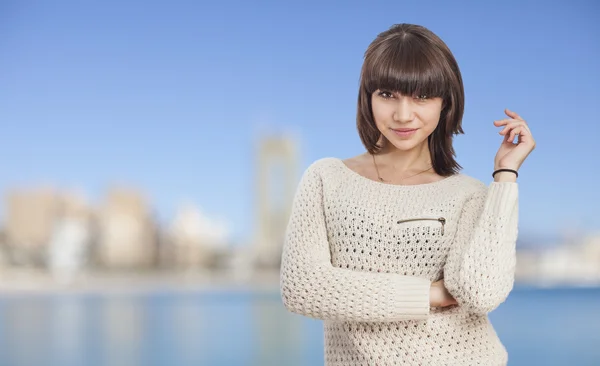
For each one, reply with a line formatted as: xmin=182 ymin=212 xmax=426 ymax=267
xmin=280 ymin=157 xmax=519 ymax=366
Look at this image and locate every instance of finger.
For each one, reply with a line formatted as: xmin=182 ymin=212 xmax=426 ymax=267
xmin=503 ymin=131 xmax=512 ymax=144
xmin=514 ymin=122 xmax=532 ymax=136
xmin=509 ymin=126 xmax=523 ymax=142
xmin=505 ymin=108 xmax=523 ymax=120
xmin=499 ymin=121 xmax=527 ymax=135
xmin=510 ymin=126 xmax=534 ymax=144
xmin=494 ymin=117 xmax=525 ymax=126
xmin=518 ymin=129 xmax=534 ymax=145
xmin=494 ymin=118 xmax=515 ymax=125
xmin=501 ymin=124 xmax=521 ymax=143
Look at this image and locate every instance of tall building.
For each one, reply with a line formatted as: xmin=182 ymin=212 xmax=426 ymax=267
xmin=0 ymin=229 xmax=8 ymax=268
xmin=47 ymin=190 xmax=94 ymax=281
xmin=167 ymin=203 xmax=229 ymax=270
xmin=4 ymin=187 xmax=63 ymax=266
xmin=253 ymin=135 xmax=299 ymax=268
xmin=95 ymin=188 xmax=158 ymax=269
xmin=3 ymin=188 xmax=93 ymax=268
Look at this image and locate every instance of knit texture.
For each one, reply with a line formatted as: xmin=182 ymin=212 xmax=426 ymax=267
xmin=280 ymin=157 xmax=519 ymax=366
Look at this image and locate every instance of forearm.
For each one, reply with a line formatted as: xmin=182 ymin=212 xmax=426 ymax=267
xmin=281 ymin=256 xmax=432 ymax=322
xmin=443 ymin=183 xmax=519 ymax=314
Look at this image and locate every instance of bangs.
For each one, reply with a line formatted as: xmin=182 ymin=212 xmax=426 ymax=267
xmin=363 ymin=41 xmax=449 ymax=99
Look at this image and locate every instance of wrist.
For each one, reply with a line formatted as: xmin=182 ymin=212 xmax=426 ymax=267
xmin=493 ymin=171 xmax=517 ymax=182
xmin=493 ymin=167 xmax=518 ymax=182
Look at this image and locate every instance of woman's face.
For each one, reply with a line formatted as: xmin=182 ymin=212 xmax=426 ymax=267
xmin=371 ymin=89 xmax=444 ymax=151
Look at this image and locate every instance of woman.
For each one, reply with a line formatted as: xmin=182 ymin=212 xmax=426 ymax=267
xmin=279 ymin=23 xmax=535 ymax=365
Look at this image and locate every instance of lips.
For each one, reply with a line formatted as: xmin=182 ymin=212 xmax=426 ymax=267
xmin=391 ymin=128 xmax=418 ymax=138
xmin=392 ymin=128 xmax=418 ymax=132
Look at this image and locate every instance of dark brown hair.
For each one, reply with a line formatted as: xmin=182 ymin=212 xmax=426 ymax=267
xmin=356 ymin=23 xmax=465 ymax=176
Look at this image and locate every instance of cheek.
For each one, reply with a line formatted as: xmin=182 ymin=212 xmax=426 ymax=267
xmin=371 ymin=101 xmax=391 ymax=123
xmin=421 ymin=106 xmax=443 ymax=125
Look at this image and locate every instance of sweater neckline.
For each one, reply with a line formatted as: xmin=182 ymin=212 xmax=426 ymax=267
xmin=333 ymin=158 xmax=460 ymax=189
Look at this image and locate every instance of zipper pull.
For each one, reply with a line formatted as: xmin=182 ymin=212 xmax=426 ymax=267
xmin=439 ymin=217 xmax=445 ymax=235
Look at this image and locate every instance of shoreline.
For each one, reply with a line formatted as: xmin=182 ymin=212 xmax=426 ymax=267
xmin=0 ymin=268 xmax=282 ymax=295
xmin=1 ymin=269 xmax=598 ymax=295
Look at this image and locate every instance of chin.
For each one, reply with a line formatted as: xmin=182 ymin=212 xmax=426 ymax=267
xmin=385 ymin=134 xmax=422 ymax=148
xmin=391 ymin=142 xmax=418 ymax=151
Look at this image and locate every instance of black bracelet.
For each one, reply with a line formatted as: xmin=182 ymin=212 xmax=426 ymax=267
xmin=492 ymin=169 xmax=518 ymax=178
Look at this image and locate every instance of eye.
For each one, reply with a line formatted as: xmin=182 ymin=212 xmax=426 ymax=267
xmin=415 ymin=94 xmax=429 ymax=101
xmin=377 ymin=90 xmax=394 ymax=99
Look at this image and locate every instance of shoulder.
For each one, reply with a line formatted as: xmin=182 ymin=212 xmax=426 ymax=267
xmin=295 ymin=157 xmax=343 ymax=188
xmin=455 ymin=173 xmax=486 ymax=190
xmin=305 ymin=157 xmax=341 ymax=171
xmin=300 ymin=157 xmax=343 ymax=179
xmin=453 ymin=173 xmax=489 ymax=201
xmin=295 ymin=157 xmax=353 ymax=195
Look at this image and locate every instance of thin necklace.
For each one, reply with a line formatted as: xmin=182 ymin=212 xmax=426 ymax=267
xmin=371 ymin=153 xmax=433 ymax=183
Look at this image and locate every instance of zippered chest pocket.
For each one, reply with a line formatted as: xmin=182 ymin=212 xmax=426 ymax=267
xmin=396 ymin=216 xmax=446 ymax=236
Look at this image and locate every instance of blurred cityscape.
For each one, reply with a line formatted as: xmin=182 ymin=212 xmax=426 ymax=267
xmin=0 ymin=135 xmax=299 ymax=292
xmin=0 ymin=135 xmax=599 ymax=292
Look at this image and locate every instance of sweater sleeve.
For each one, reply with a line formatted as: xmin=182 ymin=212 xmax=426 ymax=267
xmin=443 ymin=181 xmax=519 ymax=315
xmin=279 ymin=162 xmax=431 ymax=322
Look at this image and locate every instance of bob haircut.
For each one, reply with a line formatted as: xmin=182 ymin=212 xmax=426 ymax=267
xmin=356 ymin=23 xmax=465 ymax=176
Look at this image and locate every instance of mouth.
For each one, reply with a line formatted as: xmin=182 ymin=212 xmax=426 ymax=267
xmin=391 ymin=128 xmax=418 ymax=138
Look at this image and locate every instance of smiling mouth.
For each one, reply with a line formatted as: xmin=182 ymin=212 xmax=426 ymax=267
xmin=391 ymin=128 xmax=418 ymax=138
xmin=391 ymin=128 xmax=418 ymax=132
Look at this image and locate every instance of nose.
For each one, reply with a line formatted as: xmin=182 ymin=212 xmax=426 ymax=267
xmin=393 ymin=97 xmax=415 ymax=123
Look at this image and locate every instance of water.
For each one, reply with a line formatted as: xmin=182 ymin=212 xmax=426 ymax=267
xmin=0 ymin=286 xmax=598 ymax=366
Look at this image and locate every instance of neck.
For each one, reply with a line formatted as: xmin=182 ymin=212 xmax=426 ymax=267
xmin=376 ymin=139 xmax=432 ymax=171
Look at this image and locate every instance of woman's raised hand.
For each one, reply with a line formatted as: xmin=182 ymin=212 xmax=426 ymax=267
xmin=493 ymin=109 xmax=536 ymax=171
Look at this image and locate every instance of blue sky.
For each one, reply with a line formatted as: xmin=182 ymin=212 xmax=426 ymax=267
xmin=1 ymin=0 xmax=598 ymax=247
